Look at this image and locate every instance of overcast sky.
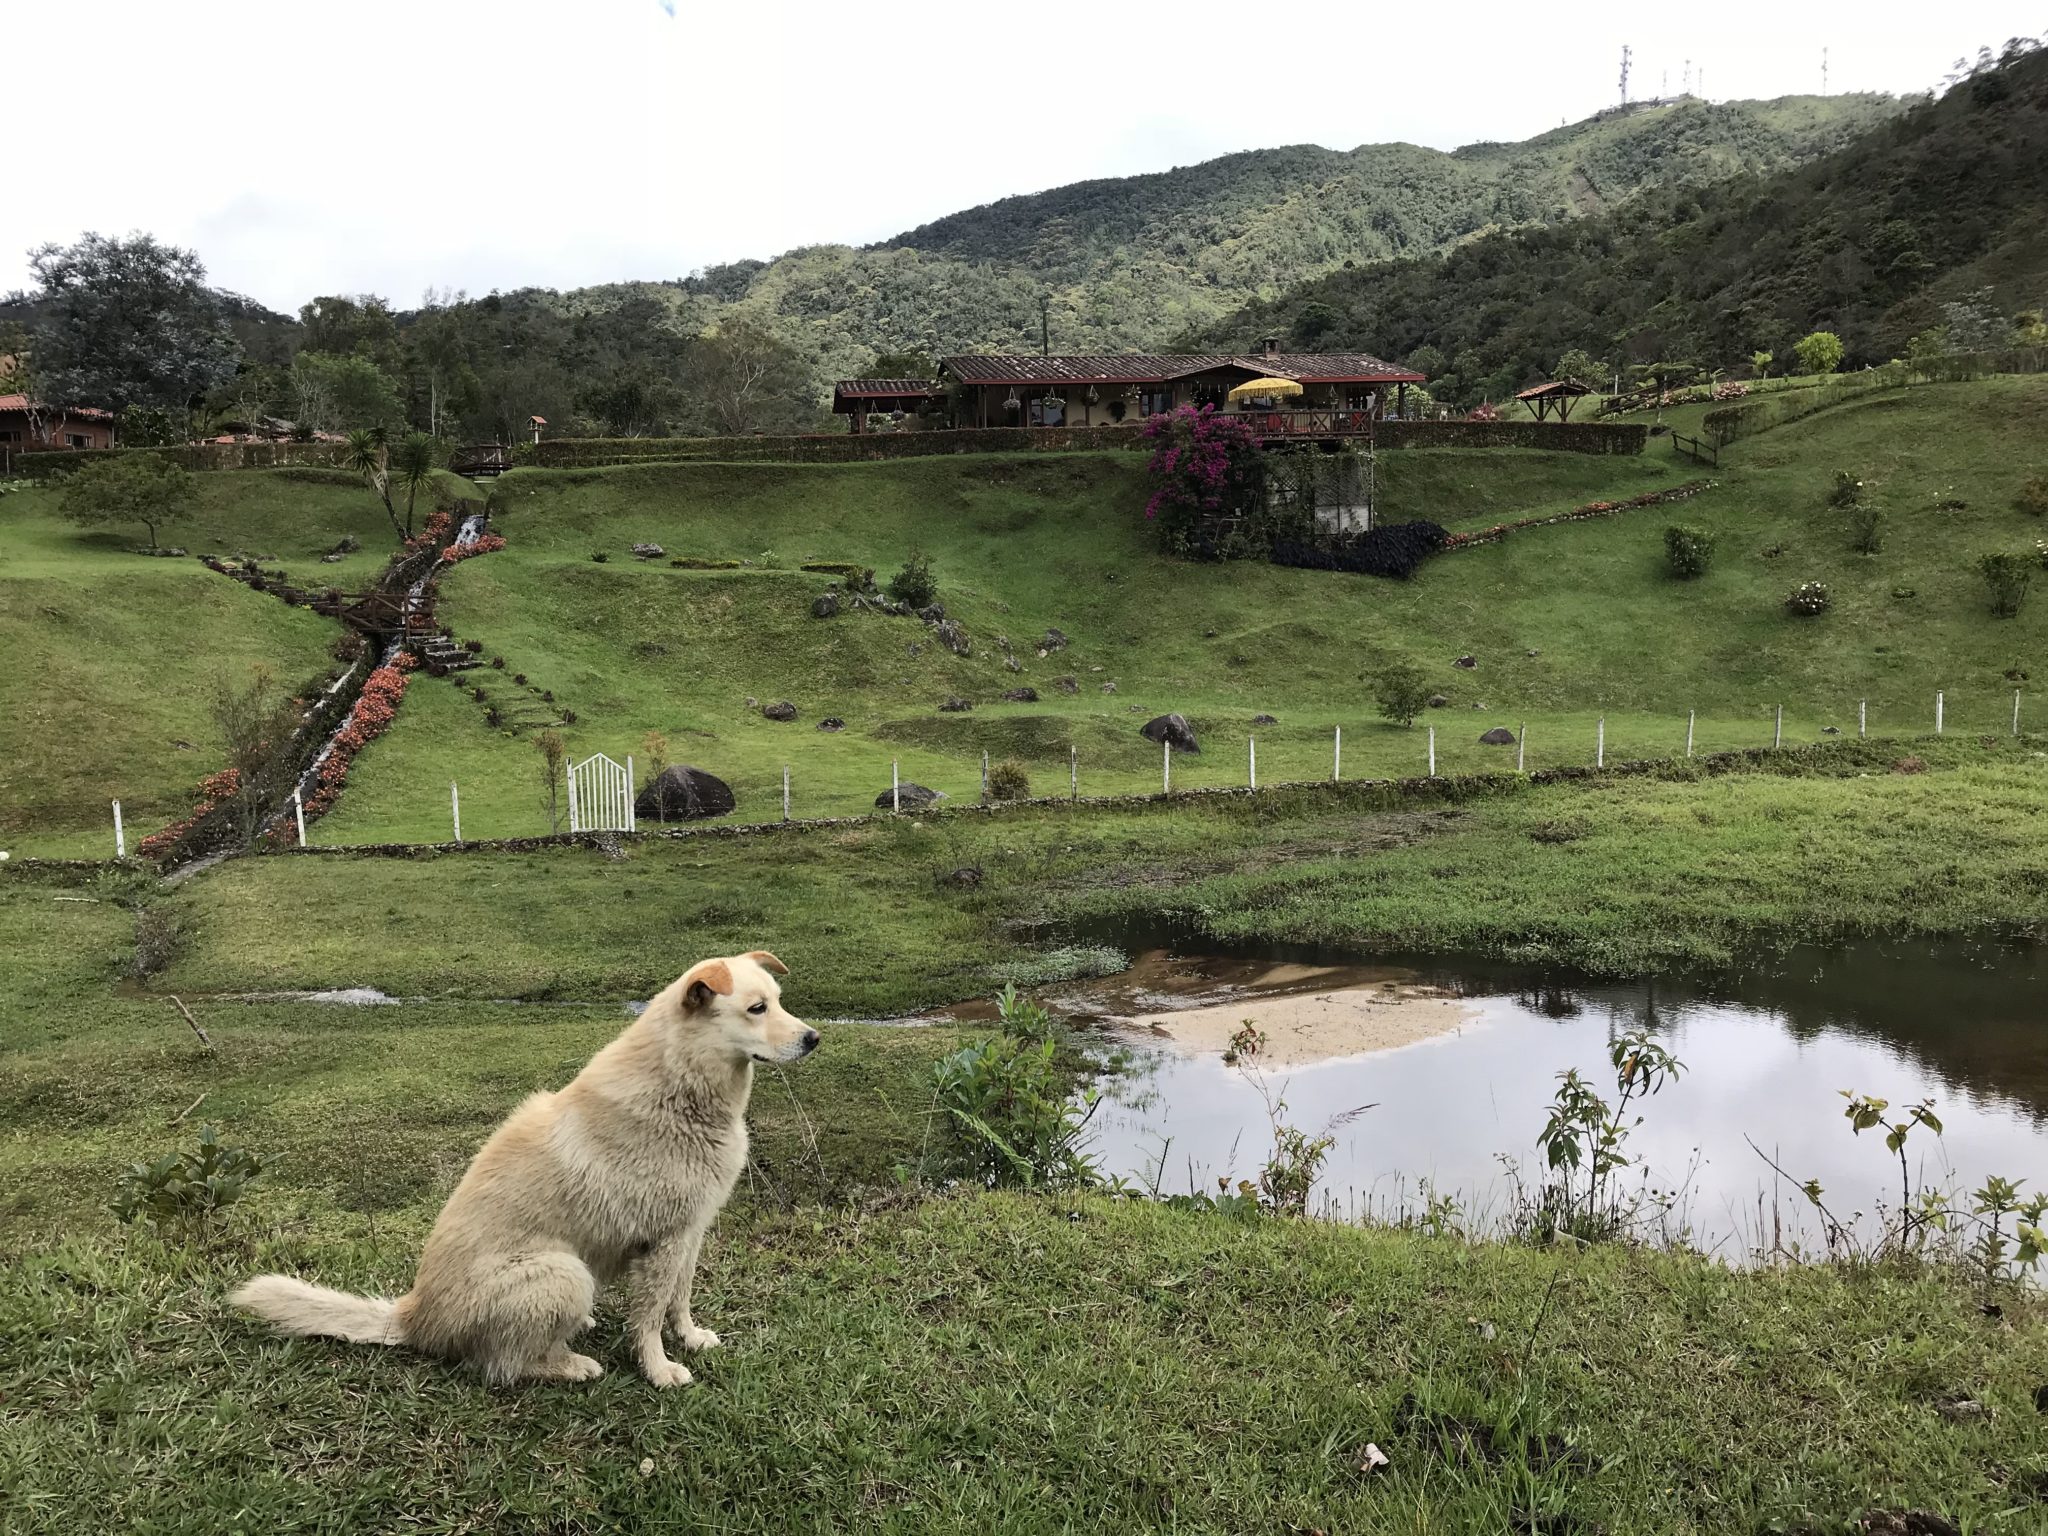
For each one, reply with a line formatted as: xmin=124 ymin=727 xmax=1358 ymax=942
xmin=4 ymin=0 xmax=2037 ymax=313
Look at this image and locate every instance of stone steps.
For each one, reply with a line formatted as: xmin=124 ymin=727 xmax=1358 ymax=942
xmin=416 ymin=634 xmax=480 ymax=672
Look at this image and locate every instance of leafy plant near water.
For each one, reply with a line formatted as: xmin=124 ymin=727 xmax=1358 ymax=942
xmin=1528 ymin=1032 xmax=1684 ymax=1243
xmin=930 ymin=987 xmax=1099 ymax=1189
xmin=112 ymin=1125 xmax=264 ymax=1238
xmin=987 ymin=948 xmax=1126 ymax=990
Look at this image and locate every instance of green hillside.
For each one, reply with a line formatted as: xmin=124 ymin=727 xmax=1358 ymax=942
xmin=1204 ymin=48 xmax=2048 ymax=401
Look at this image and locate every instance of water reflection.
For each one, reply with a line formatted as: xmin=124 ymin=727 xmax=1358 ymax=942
xmin=1065 ymin=932 xmax=2048 ymax=1258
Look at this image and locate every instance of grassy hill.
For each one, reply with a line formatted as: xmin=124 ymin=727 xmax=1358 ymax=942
xmin=5 ymin=376 xmax=2045 ymax=856
xmin=1203 ymin=48 xmax=2048 ymax=400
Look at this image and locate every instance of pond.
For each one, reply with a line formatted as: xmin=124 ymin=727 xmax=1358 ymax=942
xmin=1037 ymin=926 xmax=2048 ymax=1259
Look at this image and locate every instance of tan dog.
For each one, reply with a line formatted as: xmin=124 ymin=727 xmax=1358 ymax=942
xmin=233 ymin=951 xmax=816 ymax=1386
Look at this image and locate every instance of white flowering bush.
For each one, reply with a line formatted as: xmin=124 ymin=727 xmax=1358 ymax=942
xmin=1786 ymin=580 xmax=1832 ymax=616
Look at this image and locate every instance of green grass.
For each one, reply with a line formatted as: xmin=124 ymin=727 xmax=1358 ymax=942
xmin=309 ymin=377 xmax=2048 ymax=841
xmin=141 ymin=738 xmax=2048 ymax=1009
xmin=3 ymin=863 xmax=2044 ymax=1533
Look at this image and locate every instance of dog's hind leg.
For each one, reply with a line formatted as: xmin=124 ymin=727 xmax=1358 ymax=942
xmin=626 ymin=1235 xmax=699 ymax=1387
xmin=665 ymin=1223 xmax=720 ymax=1352
xmin=464 ymin=1250 xmax=602 ymax=1386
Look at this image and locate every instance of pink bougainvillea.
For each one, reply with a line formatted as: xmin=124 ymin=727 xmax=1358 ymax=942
xmin=300 ymin=659 xmax=412 ymax=818
xmin=441 ymin=532 xmax=505 ymax=564
xmin=1140 ymin=405 xmax=1259 ymax=552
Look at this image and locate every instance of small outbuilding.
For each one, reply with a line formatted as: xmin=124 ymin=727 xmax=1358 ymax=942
xmin=832 ymin=379 xmax=943 ymax=433
xmin=1513 ymin=379 xmax=1596 ymax=423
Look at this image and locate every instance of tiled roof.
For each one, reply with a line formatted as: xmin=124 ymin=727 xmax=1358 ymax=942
xmin=833 ymin=379 xmax=943 ymax=396
xmin=0 ymin=393 xmax=115 ymax=420
xmin=940 ymin=353 xmax=1426 ymax=386
xmin=1513 ymin=379 xmax=1595 ymax=399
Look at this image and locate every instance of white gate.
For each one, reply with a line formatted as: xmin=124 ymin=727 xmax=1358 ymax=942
xmin=568 ymin=752 xmax=635 ymax=833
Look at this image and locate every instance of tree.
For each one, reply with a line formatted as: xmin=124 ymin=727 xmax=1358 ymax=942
xmin=60 ymin=453 xmax=196 ymax=549
xmin=27 ymin=233 xmax=239 ymax=420
xmin=209 ymin=666 xmax=298 ymax=847
xmin=389 ymin=432 xmax=441 ymax=539
xmin=298 ymin=294 xmax=401 ymax=369
xmin=343 ymin=426 xmax=405 ymax=543
xmin=1554 ymin=348 xmax=1605 ymax=386
xmin=535 ymin=729 xmax=569 ymax=833
xmin=1750 ymin=350 xmax=1773 ymax=380
xmin=1373 ymin=660 xmax=1432 ymax=728
xmin=1794 ymin=331 xmax=1845 ymax=376
xmin=289 ymin=352 xmax=403 ymax=435
xmin=681 ymin=317 xmax=814 ymax=435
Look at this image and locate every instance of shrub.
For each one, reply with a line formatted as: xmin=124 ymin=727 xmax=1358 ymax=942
xmin=1373 ymin=660 xmax=1432 ymax=727
xmin=131 ymin=907 xmax=186 ymax=978
xmin=112 ymin=1124 xmax=265 ymax=1237
xmin=987 ymin=758 xmax=1031 ymax=801
xmin=1794 ymin=330 xmax=1845 ymax=376
xmin=590 ymin=551 xmax=609 ymax=563
xmin=1663 ymin=524 xmax=1714 ymax=578
xmin=1979 ymin=551 xmax=2032 ymax=617
xmin=1826 ymin=470 xmax=1865 ymax=508
xmin=1786 ymin=580 xmax=1832 ymax=616
xmin=1140 ymin=404 xmax=1261 ymax=553
xmin=886 ymin=550 xmax=938 ymax=608
xmin=1271 ymin=519 xmax=1449 ymax=580
xmin=1849 ymin=503 xmax=1885 ymax=554
xmin=931 ymin=1033 xmax=1099 ymax=1190
xmin=2017 ymin=476 xmax=2048 ymax=518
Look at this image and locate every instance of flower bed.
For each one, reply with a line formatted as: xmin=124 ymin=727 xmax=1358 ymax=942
xmin=442 ymin=532 xmax=505 ymax=564
xmin=136 ymin=769 xmax=242 ymax=859
xmin=1441 ymin=481 xmax=1716 ymax=550
xmin=300 ymin=655 xmax=415 ymax=820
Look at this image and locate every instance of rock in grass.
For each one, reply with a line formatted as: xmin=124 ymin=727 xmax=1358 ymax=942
xmin=1140 ymin=713 xmax=1201 ymax=754
xmin=875 ymin=783 xmax=945 ymax=809
xmin=634 ymin=766 xmax=735 ymax=822
xmin=938 ymin=696 xmax=973 ymax=713
xmin=816 ymin=717 xmax=845 ymax=732
xmin=632 ymin=543 xmax=665 ymax=560
xmin=1479 ymin=727 xmax=1516 ymax=745
xmin=1003 ymin=687 xmax=1039 ymax=703
xmin=1038 ymin=627 xmax=1069 ymax=652
xmin=1252 ymin=713 xmax=1278 ymax=725
xmin=1427 ymin=694 xmax=1449 ymax=708
xmin=811 ymin=591 xmax=840 ymax=618
xmin=762 ymin=700 xmax=798 ymax=722
xmin=932 ymin=619 xmax=971 ymax=656
xmin=1455 ymin=655 xmax=1477 ymax=669
xmin=1054 ymin=676 xmax=1079 ymax=695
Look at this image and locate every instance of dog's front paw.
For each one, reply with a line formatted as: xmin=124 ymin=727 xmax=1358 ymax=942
xmin=677 ymin=1323 xmax=721 ymax=1353
xmin=643 ymin=1356 xmax=695 ymax=1389
xmin=559 ymin=1351 xmax=605 ymax=1382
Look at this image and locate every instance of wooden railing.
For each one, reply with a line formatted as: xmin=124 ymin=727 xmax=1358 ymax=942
xmin=1240 ymin=410 xmax=1379 ymax=441
xmin=1670 ymin=432 xmax=1719 ymax=467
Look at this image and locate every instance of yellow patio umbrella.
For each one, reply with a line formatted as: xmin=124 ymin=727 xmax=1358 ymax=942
xmin=1227 ymin=377 xmax=1303 ymax=402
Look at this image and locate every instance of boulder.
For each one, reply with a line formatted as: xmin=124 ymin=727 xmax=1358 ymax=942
xmin=938 ymin=696 xmax=973 ymax=713
xmin=1054 ymin=676 xmax=1079 ymax=695
xmin=1140 ymin=713 xmax=1201 ymax=754
xmin=811 ymin=591 xmax=840 ymax=618
xmin=1100 ymin=681 xmax=1118 ymax=694
xmin=816 ymin=717 xmax=845 ymax=732
xmin=1454 ymin=655 xmax=1477 ymax=669
xmin=917 ymin=603 xmax=946 ymax=623
xmin=1427 ymin=694 xmax=1449 ymax=709
xmin=1252 ymin=713 xmax=1278 ymax=726
xmin=632 ymin=543 xmax=665 ymax=560
xmin=939 ymin=866 xmax=983 ymax=888
xmin=1003 ymin=655 xmax=1022 ymax=673
xmin=762 ymin=700 xmax=798 ymax=722
xmin=634 ymin=765 xmax=735 ymax=822
xmin=320 ymin=552 xmax=346 ymax=564
xmin=1039 ymin=627 xmax=1069 ymax=653
xmin=1002 ymin=687 xmax=1039 ymax=703
xmin=876 ymin=782 xmax=945 ymax=809
xmin=1479 ymin=727 xmax=1517 ymax=746
xmin=932 ymin=619 xmax=971 ymax=656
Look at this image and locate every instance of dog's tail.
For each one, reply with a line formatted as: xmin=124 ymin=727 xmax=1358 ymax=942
xmin=231 ymin=1274 xmax=407 ymax=1346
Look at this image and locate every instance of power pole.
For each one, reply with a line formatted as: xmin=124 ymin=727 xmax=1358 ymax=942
xmin=1822 ymin=46 xmax=1829 ymax=94
xmin=1038 ymin=293 xmax=1050 ymax=357
xmin=1619 ymin=44 xmax=1631 ymax=104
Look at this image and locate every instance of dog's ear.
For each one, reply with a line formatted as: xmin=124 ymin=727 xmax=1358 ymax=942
xmin=680 ymin=958 xmax=735 ymax=1012
xmin=744 ymin=949 xmax=789 ymax=976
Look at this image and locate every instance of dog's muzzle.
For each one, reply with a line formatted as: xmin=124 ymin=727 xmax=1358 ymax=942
xmin=764 ymin=1030 xmax=820 ymax=1064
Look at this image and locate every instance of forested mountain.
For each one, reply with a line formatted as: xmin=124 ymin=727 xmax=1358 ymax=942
xmin=1197 ymin=45 xmax=2048 ymax=405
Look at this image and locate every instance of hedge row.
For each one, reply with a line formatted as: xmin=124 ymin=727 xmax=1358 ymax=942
xmin=15 ymin=441 xmax=352 ymax=476
xmin=527 ymin=425 xmax=1150 ymax=468
xmin=1701 ymin=373 xmax=1905 ymax=445
xmin=1376 ymin=419 xmax=1646 ymax=454
xmin=1441 ymin=480 xmax=1716 ymax=549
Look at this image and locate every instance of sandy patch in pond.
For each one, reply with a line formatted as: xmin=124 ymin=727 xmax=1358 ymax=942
xmin=1115 ymin=983 xmax=1476 ymax=1067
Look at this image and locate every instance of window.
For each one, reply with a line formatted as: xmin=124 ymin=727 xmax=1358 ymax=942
xmin=1027 ymin=396 xmax=1065 ymax=427
xmin=66 ymin=433 xmax=88 ymax=448
xmin=1139 ymin=389 xmax=1172 ymax=417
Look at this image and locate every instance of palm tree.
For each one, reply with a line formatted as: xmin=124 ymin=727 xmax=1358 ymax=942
xmin=390 ymin=432 xmax=441 ymax=539
xmin=344 ymin=425 xmax=404 ymax=542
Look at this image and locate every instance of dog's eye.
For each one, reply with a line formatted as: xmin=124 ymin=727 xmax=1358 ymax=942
xmin=747 ymin=1001 xmax=767 ymax=1015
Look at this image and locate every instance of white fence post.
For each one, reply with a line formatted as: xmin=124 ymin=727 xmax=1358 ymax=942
xmin=2016 ymin=690 xmax=2023 ymax=737
xmin=1859 ymin=699 xmax=1867 ymax=739
xmin=782 ymin=765 xmax=790 ymax=822
xmin=566 ymin=762 xmax=579 ymax=833
xmin=293 ymin=788 xmax=306 ymax=848
xmin=626 ymin=756 xmax=636 ymax=832
xmin=1427 ymin=725 xmax=1436 ymax=777
xmin=1936 ymin=690 xmax=1944 ymax=736
xmin=1070 ymin=744 xmax=1078 ymax=801
xmin=981 ymin=751 xmax=989 ymax=805
xmin=451 ymin=781 xmax=462 ymax=844
xmin=1163 ymin=736 xmax=1171 ymax=794
xmin=1248 ymin=736 xmax=1257 ymax=791
xmin=1686 ymin=710 xmax=1695 ymax=758
xmin=1333 ymin=725 xmax=1342 ymax=782
xmin=112 ymin=800 xmax=124 ymax=859
xmin=1517 ymin=723 xmax=1526 ymax=774
xmin=892 ymin=758 xmax=900 ymax=813
xmin=1774 ymin=705 xmax=1782 ymax=750
xmin=1596 ymin=717 xmax=1605 ymax=769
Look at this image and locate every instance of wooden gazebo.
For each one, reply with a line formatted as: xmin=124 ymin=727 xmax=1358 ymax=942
xmin=1514 ymin=379 xmax=1595 ymax=422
